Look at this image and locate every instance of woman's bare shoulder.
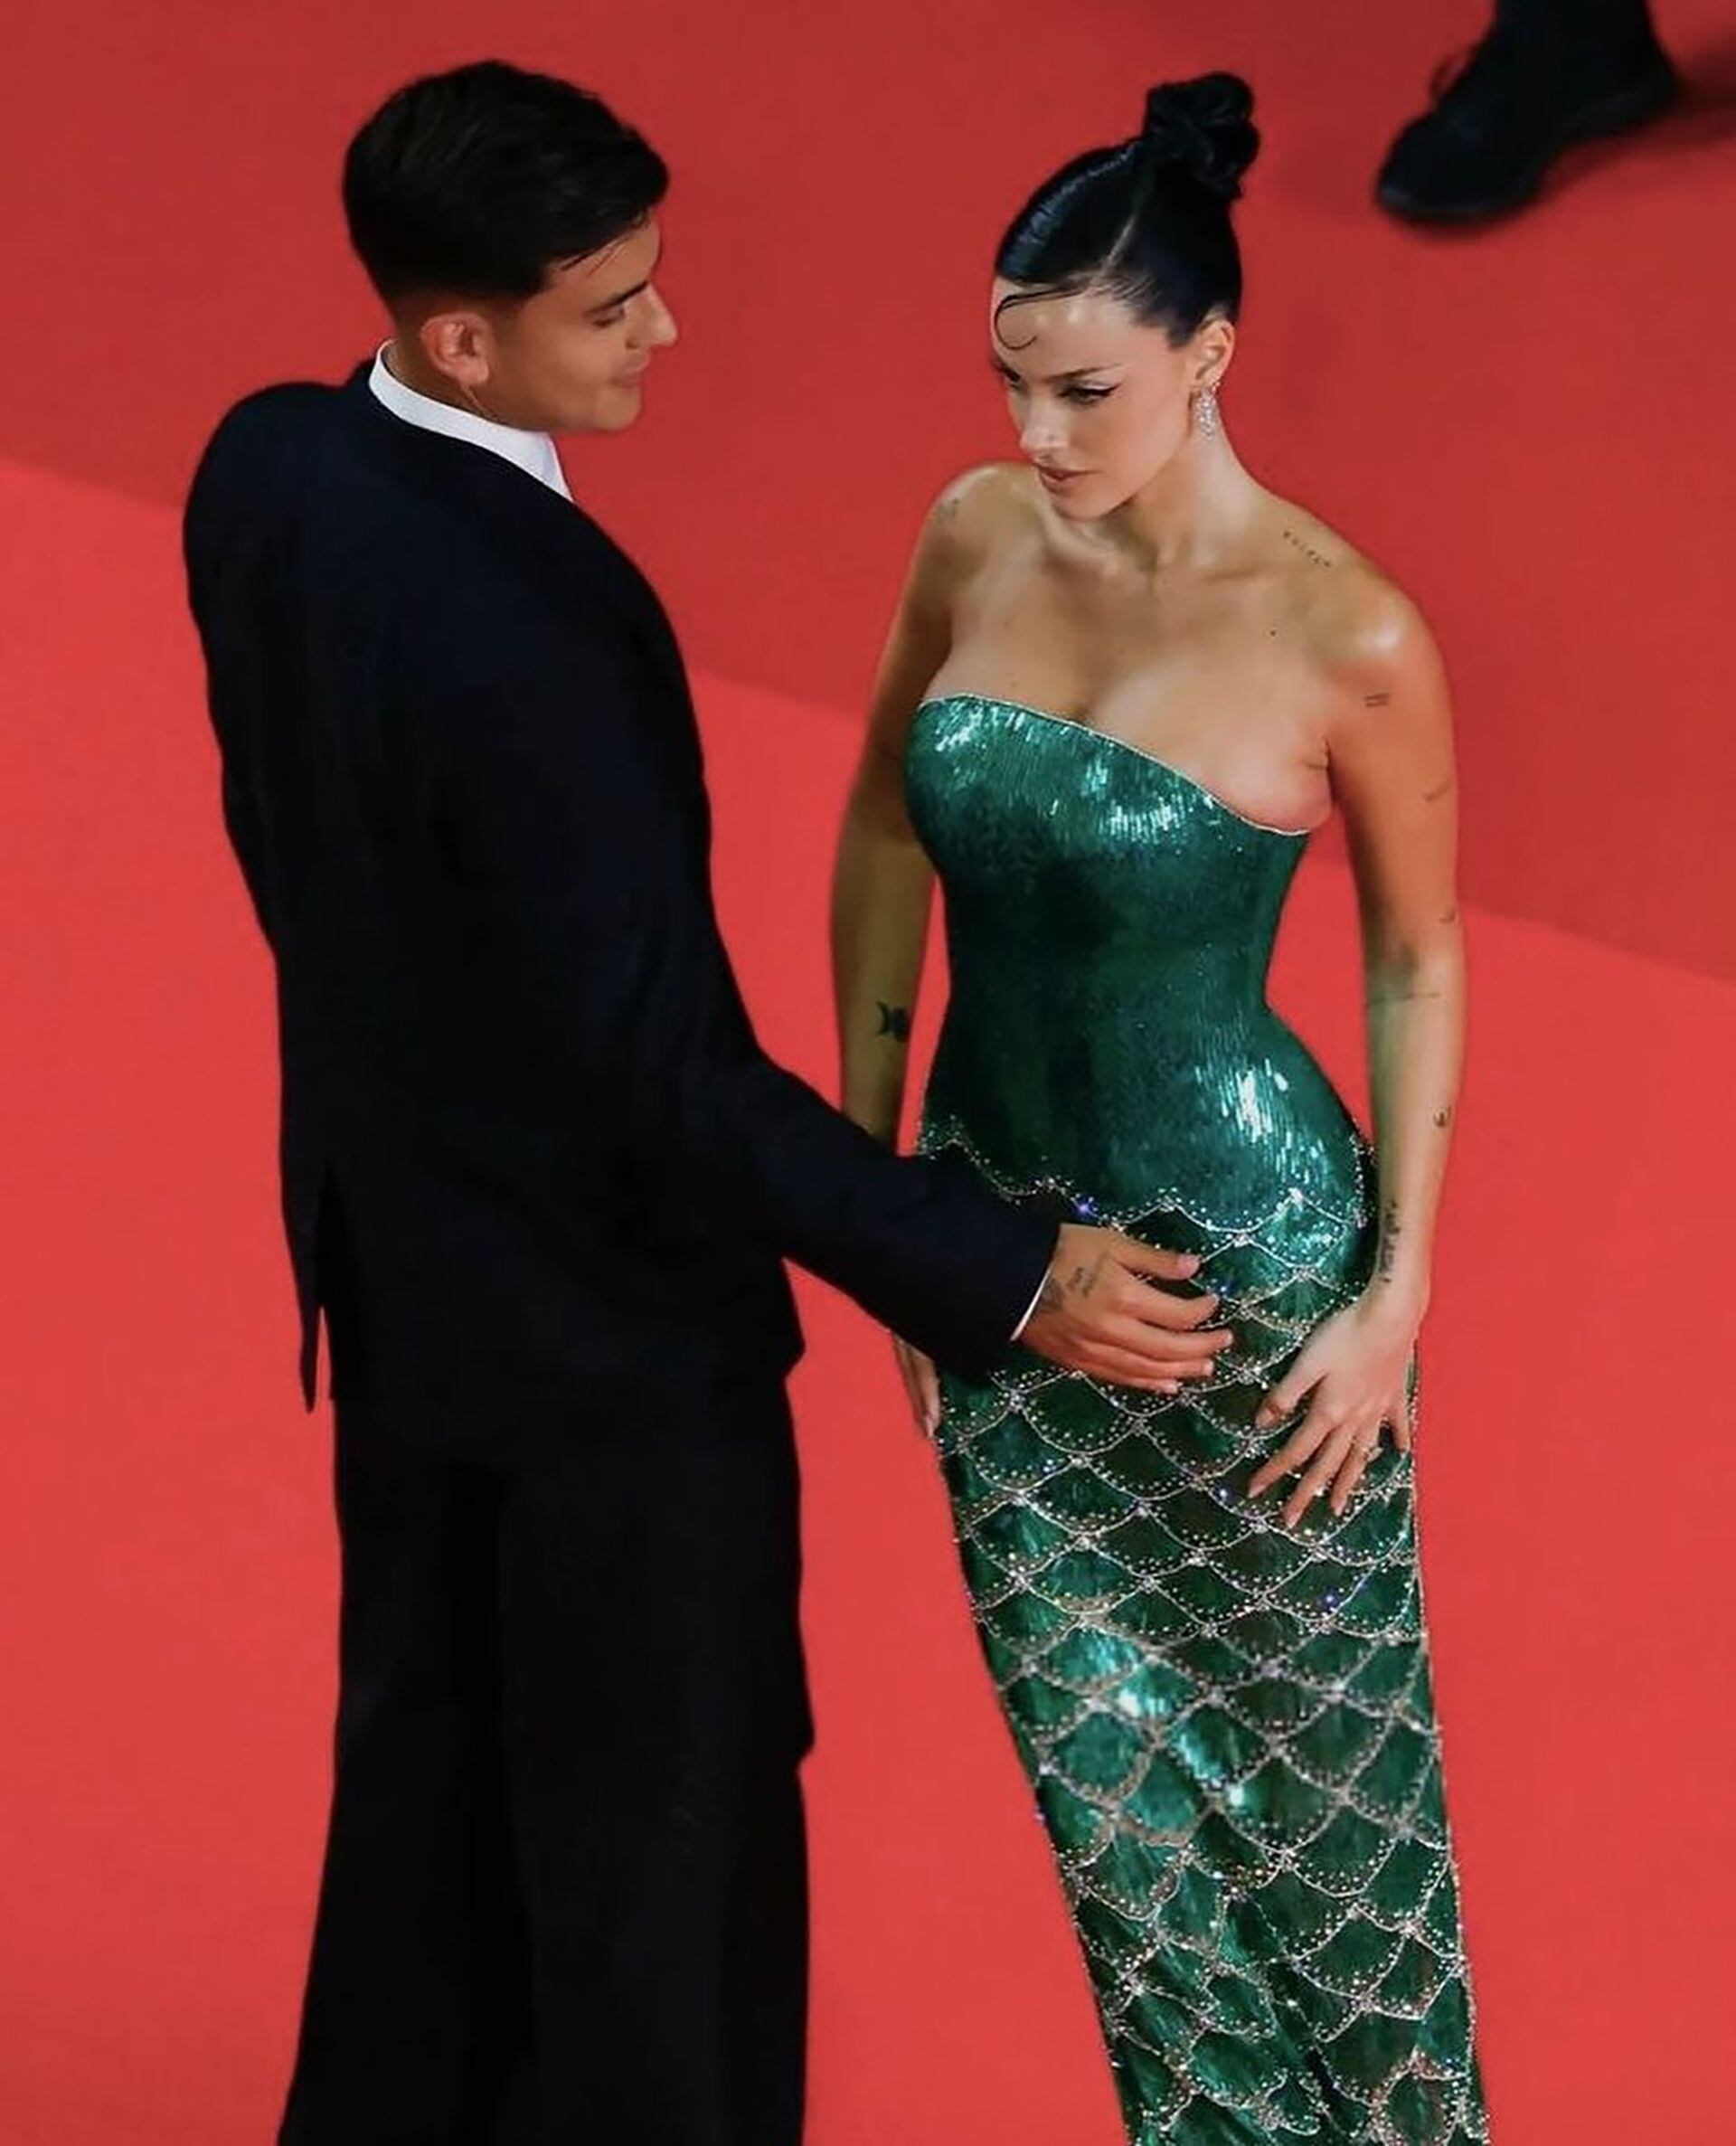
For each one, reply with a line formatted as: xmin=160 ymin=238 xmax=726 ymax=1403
xmin=914 ymin=461 xmax=1039 ymax=579
xmin=1259 ymin=494 xmax=1441 ymax=697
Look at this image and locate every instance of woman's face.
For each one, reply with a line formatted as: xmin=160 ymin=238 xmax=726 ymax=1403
xmin=989 ymin=279 xmax=1229 ymax=521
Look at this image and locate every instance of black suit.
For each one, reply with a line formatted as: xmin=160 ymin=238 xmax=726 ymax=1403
xmin=183 ymin=363 xmax=1052 ymax=2143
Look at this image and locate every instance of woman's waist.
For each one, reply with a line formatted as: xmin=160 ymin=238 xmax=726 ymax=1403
xmin=919 ymin=1020 xmax=1371 ymax=1233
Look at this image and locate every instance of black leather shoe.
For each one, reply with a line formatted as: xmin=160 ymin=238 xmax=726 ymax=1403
xmin=1377 ymin=4 xmax=1679 ymax=223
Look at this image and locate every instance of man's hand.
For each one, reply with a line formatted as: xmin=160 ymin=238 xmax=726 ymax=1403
xmin=1020 ymin=1225 xmax=1232 ymax=1389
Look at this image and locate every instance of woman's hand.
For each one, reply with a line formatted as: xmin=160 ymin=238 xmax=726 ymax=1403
xmin=1246 ymin=1291 xmax=1421 ymax=1526
xmin=893 ymin=1336 xmax=942 ymax=1439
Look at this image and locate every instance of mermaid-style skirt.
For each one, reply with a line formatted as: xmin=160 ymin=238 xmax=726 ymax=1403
xmin=929 ymin=1164 xmax=1489 ymax=2146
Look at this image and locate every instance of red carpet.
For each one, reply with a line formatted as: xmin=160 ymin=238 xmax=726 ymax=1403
xmin=5 ymin=4 xmax=1733 ymax=2141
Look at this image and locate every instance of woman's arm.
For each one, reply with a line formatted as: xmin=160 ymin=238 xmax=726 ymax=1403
xmin=1337 ymin=582 xmax=1466 ymax=1319
xmin=1251 ymin=580 xmax=1466 ymax=1520
xmin=830 ymin=477 xmax=975 ymax=1144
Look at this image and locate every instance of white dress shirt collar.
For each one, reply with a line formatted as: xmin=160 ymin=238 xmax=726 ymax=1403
xmin=367 ymin=343 xmax=572 ymax=502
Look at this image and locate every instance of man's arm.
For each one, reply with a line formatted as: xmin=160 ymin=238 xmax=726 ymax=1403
xmin=428 ymin=600 xmax=1055 ymax=1374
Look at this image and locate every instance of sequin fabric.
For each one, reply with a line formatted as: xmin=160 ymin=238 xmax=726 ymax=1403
xmin=903 ymin=695 xmax=1487 ymax=2145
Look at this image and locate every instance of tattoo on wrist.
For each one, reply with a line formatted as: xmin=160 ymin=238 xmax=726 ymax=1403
xmin=1376 ymin=1199 xmax=1401 ymax=1283
xmin=1069 ymin=1258 xmax=1104 ymax=1300
xmin=875 ymin=1001 xmax=911 ymax=1042
xmin=1038 ymin=1273 xmax=1066 ymax=1315
xmin=1369 ymin=986 xmax=1447 ymax=1007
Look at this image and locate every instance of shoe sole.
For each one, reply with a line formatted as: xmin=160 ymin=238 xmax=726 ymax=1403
xmin=1376 ymin=58 xmax=1681 ymax=223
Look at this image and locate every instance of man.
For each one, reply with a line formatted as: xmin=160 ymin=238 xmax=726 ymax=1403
xmin=184 ymin=60 xmax=1228 ymax=2145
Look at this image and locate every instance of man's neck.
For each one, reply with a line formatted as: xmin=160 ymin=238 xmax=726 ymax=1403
xmin=382 ymin=337 xmax=476 ymax=416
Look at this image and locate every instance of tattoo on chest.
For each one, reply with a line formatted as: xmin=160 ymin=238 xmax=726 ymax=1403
xmin=875 ymin=1001 xmax=912 ymax=1043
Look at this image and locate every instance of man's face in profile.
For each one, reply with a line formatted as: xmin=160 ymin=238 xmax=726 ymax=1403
xmin=457 ymin=216 xmax=679 ymax=436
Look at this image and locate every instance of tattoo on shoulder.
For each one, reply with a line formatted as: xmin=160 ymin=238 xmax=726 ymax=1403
xmin=875 ymin=1002 xmax=912 ymax=1043
xmin=1281 ymin=527 xmax=1335 ymax=570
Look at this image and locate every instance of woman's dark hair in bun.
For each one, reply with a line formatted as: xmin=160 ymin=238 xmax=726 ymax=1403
xmin=994 ymin=73 xmax=1260 ymax=349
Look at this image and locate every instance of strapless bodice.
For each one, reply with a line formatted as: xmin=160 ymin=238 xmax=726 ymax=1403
xmin=903 ymin=692 xmax=1372 ymax=1240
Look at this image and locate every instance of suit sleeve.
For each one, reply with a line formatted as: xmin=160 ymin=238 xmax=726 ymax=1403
xmin=426 ymin=601 xmax=1054 ymax=1375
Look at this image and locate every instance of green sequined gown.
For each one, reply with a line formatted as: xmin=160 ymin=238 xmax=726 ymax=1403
xmin=904 ymin=694 xmax=1488 ymax=2145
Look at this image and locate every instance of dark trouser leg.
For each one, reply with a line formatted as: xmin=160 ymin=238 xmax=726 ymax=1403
xmin=280 ymin=1373 xmax=811 ymax=2146
xmin=279 ymin=1416 xmax=530 ymax=2145
xmin=495 ymin=1378 xmax=813 ymax=2146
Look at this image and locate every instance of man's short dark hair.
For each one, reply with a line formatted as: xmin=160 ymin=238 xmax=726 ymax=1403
xmin=343 ymin=60 xmax=670 ymax=304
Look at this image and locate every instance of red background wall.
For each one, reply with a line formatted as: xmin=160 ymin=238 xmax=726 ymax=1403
xmin=4 ymin=3 xmax=1733 ymax=2139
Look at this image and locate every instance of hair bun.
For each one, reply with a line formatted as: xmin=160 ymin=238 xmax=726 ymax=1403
xmin=1139 ymin=73 xmax=1260 ymax=203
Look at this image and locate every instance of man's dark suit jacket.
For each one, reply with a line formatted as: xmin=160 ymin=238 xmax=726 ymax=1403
xmin=183 ymin=362 xmax=1052 ymax=1451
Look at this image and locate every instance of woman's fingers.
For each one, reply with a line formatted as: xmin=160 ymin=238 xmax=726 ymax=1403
xmin=1254 ymin=1353 xmax=1322 ymax=1432
xmin=1328 ymin=1423 xmax=1382 ymax=1516
xmin=1279 ymin=1431 xmax=1351 ymax=1527
xmin=1247 ymin=1389 xmax=1333 ymax=1496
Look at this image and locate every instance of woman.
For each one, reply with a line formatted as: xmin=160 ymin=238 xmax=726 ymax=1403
xmin=830 ymin=74 xmax=1489 ymax=2146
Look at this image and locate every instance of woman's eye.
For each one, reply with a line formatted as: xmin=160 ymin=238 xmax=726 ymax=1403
xmin=1063 ymin=385 xmax=1113 ymax=405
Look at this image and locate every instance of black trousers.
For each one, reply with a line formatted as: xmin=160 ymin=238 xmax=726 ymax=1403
xmin=278 ymin=1372 xmax=814 ymax=2145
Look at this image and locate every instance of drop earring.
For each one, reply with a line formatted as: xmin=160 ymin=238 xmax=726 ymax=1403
xmin=1194 ymin=380 xmax=1222 ymax=438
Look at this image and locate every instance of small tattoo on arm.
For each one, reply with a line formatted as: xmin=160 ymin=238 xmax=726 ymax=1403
xmin=1433 ymin=1106 xmax=1454 ymax=1129
xmin=875 ymin=1002 xmax=911 ymax=1042
xmin=1439 ymin=905 xmax=1458 ymax=925
xmin=1423 ymin=777 xmax=1453 ymax=803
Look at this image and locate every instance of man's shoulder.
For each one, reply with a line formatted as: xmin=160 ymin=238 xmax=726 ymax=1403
xmin=197 ymin=377 xmax=344 ymax=468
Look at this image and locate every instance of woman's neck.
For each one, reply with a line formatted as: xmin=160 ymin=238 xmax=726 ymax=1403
xmin=1086 ymin=433 xmax=1260 ymax=576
